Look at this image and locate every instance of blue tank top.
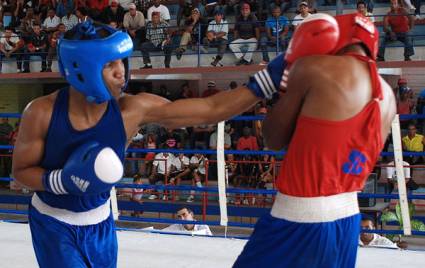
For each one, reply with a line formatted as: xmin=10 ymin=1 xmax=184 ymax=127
xmin=38 ymin=88 xmax=127 ymax=212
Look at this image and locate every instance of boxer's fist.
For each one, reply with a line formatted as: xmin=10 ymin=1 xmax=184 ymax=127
xmin=42 ymin=141 xmax=123 ymax=195
xmin=247 ymin=53 xmax=287 ymax=99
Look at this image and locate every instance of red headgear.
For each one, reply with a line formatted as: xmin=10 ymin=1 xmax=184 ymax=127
xmin=333 ymin=13 xmax=379 ymax=60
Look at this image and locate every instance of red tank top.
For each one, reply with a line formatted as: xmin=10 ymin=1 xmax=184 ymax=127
xmin=277 ymin=54 xmax=384 ymax=197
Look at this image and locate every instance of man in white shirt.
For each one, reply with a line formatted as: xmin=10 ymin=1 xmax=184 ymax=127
xmin=385 ymin=160 xmax=411 ymax=194
xmin=147 ymin=0 xmax=170 ymax=22
xmin=292 ymin=2 xmax=311 ymax=28
xmin=43 ymin=8 xmax=60 ymax=33
xmin=162 ymin=207 xmax=212 ymax=236
xmin=187 ymin=153 xmax=207 ymax=202
xmin=170 ymin=153 xmax=191 ymax=187
xmin=148 ymin=152 xmax=175 ymax=199
xmin=359 ymin=217 xmax=400 ymax=249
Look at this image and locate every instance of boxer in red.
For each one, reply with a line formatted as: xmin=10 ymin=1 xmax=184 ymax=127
xmin=233 ymin=13 xmax=396 ymax=268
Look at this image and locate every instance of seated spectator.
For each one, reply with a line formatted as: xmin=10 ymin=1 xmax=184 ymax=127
xmin=234 ymin=153 xmax=259 ymax=205
xmin=140 ymin=11 xmax=172 ymax=68
xmin=209 ymin=124 xmax=232 ymax=150
xmin=237 ymin=127 xmax=259 ymax=151
xmin=203 ymin=10 xmax=228 ymax=67
xmin=23 ymin=23 xmax=48 ymax=73
xmin=18 ymin=7 xmax=37 ymax=37
xmin=162 ymin=207 xmax=212 ymax=235
xmin=147 ymin=0 xmax=170 ymax=22
xmin=357 ymin=0 xmax=374 ymax=22
xmin=258 ymin=153 xmax=275 ymax=188
xmin=397 ymin=89 xmax=415 ymax=129
xmin=377 ymin=0 xmax=414 ymax=61
xmin=189 ymin=124 xmax=214 ymax=149
xmin=226 ymin=153 xmax=238 ymax=187
xmin=0 ymin=26 xmax=24 ymax=73
xmin=87 ymin=0 xmax=109 ymax=20
xmin=56 ymin=0 xmax=74 ymax=18
xmin=229 ymin=3 xmax=259 ymax=66
xmin=177 ymin=0 xmax=193 ymax=27
xmin=359 ymin=216 xmax=402 ymax=249
xmin=148 ymin=151 xmax=175 ymax=199
xmin=46 ymin=23 xmax=66 ymax=72
xmin=123 ymin=3 xmax=146 ymax=47
xmin=61 ymin=8 xmax=79 ymax=31
xmin=101 ymin=0 xmax=125 ymax=27
xmin=175 ymin=8 xmax=207 ymax=61
xmin=291 ymin=2 xmax=311 ymax=29
xmin=402 ymin=124 xmax=425 ymax=164
xmin=202 ymin=81 xmax=221 ymax=97
xmin=162 ymin=129 xmax=182 ymax=149
xmin=385 ymin=160 xmax=412 ymax=194
xmin=130 ymin=173 xmax=144 ymax=217
xmin=42 ymin=8 xmax=60 ymax=34
xmin=259 ymin=6 xmax=288 ymax=65
xmin=170 ymin=153 xmax=191 ymax=187
xmin=76 ymin=6 xmax=92 ymax=23
xmin=142 ymin=133 xmax=157 ymax=177
xmin=187 ymin=153 xmax=207 ymax=202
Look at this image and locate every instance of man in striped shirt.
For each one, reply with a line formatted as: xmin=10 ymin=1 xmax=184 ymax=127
xmin=203 ymin=10 xmax=228 ymax=66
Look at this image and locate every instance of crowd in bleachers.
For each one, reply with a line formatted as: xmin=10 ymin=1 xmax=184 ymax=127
xmin=0 ymin=0 xmax=423 ymax=72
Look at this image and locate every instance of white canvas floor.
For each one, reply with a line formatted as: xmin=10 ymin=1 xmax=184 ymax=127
xmin=0 ymin=221 xmax=424 ymax=268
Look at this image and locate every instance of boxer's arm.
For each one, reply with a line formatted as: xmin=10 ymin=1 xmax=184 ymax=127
xmin=123 ymin=88 xmax=259 ymax=130
xmin=263 ymin=60 xmax=310 ymax=150
xmin=12 ymin=97 xmax=53 ymax=191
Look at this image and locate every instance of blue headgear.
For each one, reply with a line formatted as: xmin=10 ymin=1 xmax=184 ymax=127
xmin=57 ymin=21 xmax=133 ymax=103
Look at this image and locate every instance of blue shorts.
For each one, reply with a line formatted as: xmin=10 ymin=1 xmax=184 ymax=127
xmin=29 ymin=204 xmax=118 ymax=268
xmin=233 ymin=213 xmax=361 ymax=268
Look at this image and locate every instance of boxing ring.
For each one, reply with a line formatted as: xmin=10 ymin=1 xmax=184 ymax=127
xmin=0 ymin=221 xmax=424 ymax=268
xmin=1 ymin=113 xmax=425 ymax=267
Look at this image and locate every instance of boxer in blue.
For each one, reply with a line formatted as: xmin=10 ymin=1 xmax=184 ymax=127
xmin=12 ymin=20 xmax=287 ymax=267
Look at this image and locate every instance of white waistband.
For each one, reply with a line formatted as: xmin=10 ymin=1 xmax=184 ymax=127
xmin=31 ymin=193 xmax=111 ymax=226
xmin=270 ymin=192 xmax=359 ymax=223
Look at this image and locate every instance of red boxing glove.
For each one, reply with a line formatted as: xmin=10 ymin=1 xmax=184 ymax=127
xmin=281 ymin=13 xmax=340 ymax=88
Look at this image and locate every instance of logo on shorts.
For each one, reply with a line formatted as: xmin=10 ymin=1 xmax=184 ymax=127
xmin=342 ymin=150 xmax=367 ymax=175
xmin=71 ymin=175 xmax=90 ymax=192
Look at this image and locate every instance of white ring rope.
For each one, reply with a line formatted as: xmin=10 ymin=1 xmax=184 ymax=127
xmin=217 ymin=121 xmax=229 ymax=233
xmin=391 ymin=114 xmax=412 ymax=235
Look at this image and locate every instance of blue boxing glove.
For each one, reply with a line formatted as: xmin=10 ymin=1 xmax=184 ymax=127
xmin=42 ymin=141 xmax=123 ymax=195
xmin=247 ymin=53 xmax=287 ymax=99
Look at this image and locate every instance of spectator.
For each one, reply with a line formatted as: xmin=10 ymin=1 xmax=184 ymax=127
xmin=202 ymin=80 xmax=221 ymax=97
xmin=385 ymin=160 xmax=416 ymax=194
xmin=292 ymin=1 xmax=311 ymax=28
xmin=123 ymin=3 xmax=146 ymax=46
xmin=140 ymin=11 xmax=172 ymax=68
xmin=117 ymin=0 xmax=134 ymax=11
xmin=23 ymin=23 xmax=48 ymax=73
xmin=175 ymin=8 xmax=207 ymax=61
xmin=142 ymin=133 xmax=157 ymax=177
xmin=101 ymin=0 xmax=125 ymax=27
xmin=147 ymin=0 xmax=170 ymax=22
xmin=209 ymin=124 xmax=232 ymax=150
xmin=0 ymin=26 xmax=24 ymax=73
xmin=269 ymin=0 xmax=291 ymax=14
xmin=357 ymin=0 xmax=374 ymax=22
xmin=162 ymin=207 xmax=212 ymax=235
xmin=397 ymin=88 xmax=415 ymax=129
xmin=61 ymin=8 xmax=79 ymax=31
xmin=234 ymin=153 xmax=259 ymax=205
xmin=259 ymin=6 xmax=288 ymax=65
xmin=131 ymin=173 xmax=144 ymax=203
xmin=46 ymin=23 xmax=66 ymax=72
xmin=177 ymin=0 xmax=193 ymax=27
xmin=148 ymin=151 xmax=175 ymax=199
xmin=402 ymin=124 xmax=425 ymax=164
xmin=18 ymin=8 xmax=37 ymax=37
xmin=258 ymin=153 xmax=275 ymax=188
xmin=229 ymin=3 xmax=259 ymax=65
xmin=13 ymin=0 xmax=29 ymax=28
xmin=162 ymin=129 xmax=182 ymax=149
xmin=187 ymin=153 xmax=207 ymax=202
xmin=378 ymin=0 xmax=415 ymax=61
xmin=359 ymin=216 xmax=401 ymax=248
xmin=0 ymin=118 xmax=13 ymax=178
xmin=170 ymin=153 xmax=191 ymax=188
xmin=412 ymin=0 xmax=422 ymax=19
xmin=76 ymin=6 xmax=91 ymax=23
xmin=87 ymin=0 xmax=109 ymax=20
xmin=135 ymin=0 xmax=153 ymax=17
xmin=203 ymin=9 xmax=228 ymax=67
xmin=42 ymin=8 xmax=60 ymax=34
xmin=226 ymin=153 xmax=238 ymax=186
xmin=56 ymin=0 xmax=74 ymax=18
xmin=237 ymin=127 xmax=259 ymax=151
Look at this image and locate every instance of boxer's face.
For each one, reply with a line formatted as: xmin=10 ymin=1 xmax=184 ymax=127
xmin=102 ymin=59 xmax=126 ymax=97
